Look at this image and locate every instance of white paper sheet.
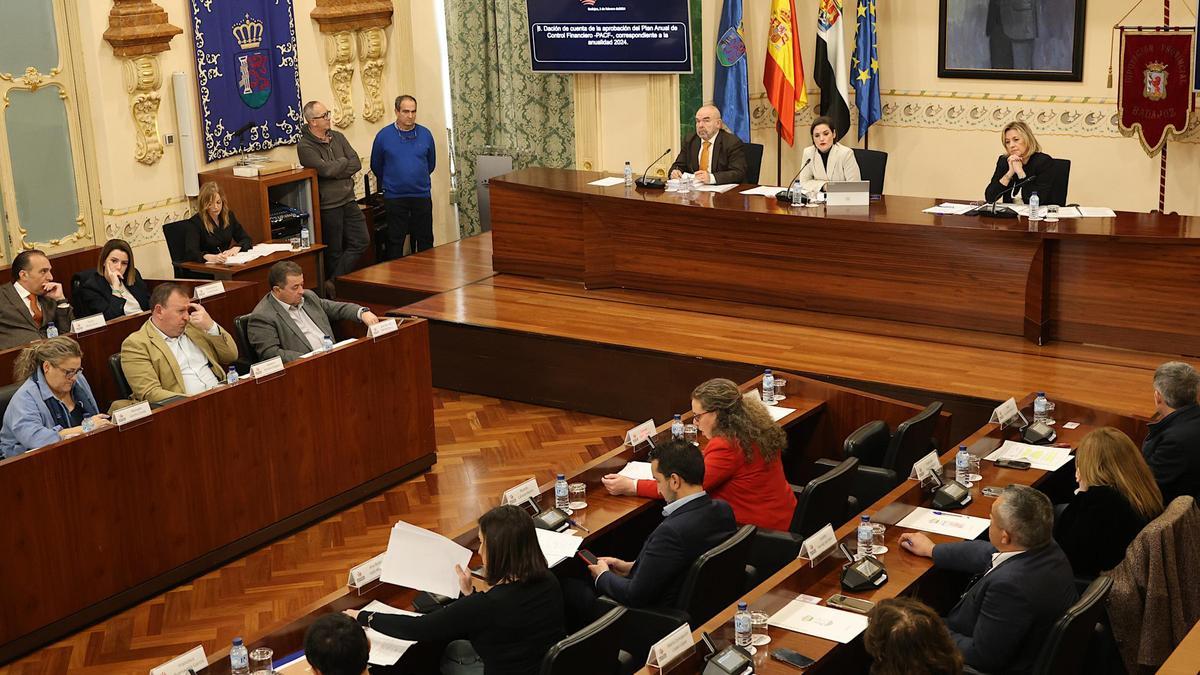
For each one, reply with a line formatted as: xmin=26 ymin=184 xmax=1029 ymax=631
xmin=361 ymin=601 xmax=421 ymax=665
xmin=617 ymin=461 xmax=654 ymax=481
xmin=1076 ymin=206 xmax=1116 ymax=217
xmin=922 ymin=202 xmax=976 ymax=215
xmin=895 ymin=506 xmax=991 ymax=540
xmin=693 ymin=183 xmax=738 ymax=193
xmin=535 ymin=528 xmax=584 ymax=567
xmin=587 ymin=176 xmax=625 ymax=187
xmin=768 ymin=600 xmax=869 ymax=643
xmin=984 ymin=440 xmax=1073 ymax=471
xmin=740 ymin=185 xmax=786 ymax=196
xmin=380 ymin=521 xmax=473 ymax=598
xmin=766 ymin=405 xmax=796 ymax=422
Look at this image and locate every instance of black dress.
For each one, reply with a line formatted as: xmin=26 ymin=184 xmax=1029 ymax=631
xmin=1054 ymin=484 xmax=1151 ymax=578
xmin=984 ymin=151 xmax=1055 ymax=203
xmin=183 ymin=212 xmax=253 ymax=263
xmin=72 ymin=268 xmax=151 ymax=320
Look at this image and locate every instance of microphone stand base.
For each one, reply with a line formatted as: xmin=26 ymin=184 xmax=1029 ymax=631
xmin=635 ymin=178 xmax=666 ymax=189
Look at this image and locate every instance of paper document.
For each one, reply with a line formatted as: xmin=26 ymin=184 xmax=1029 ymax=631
xmin=766 ymin=405 xmax=795 ymax=422
xmin=257 ymin=243 xmax=294 ymax=253
xmin=361 ymin=600 xmax=421 ymax=665
xmin=769 ymin=600 xmax=868 ymax=643
xmin=693 ymin=183 xmax=737 ymax=193
xmin=617 ymin=461 xmax=654 ymax=481
xmin=984 ymin=440 xmax=1073 ymax=471
xmin=276 ymin=656 xmax=312 ymax=673
xmin=535 ymin=528 xmax=584 ymax=567
xmin=896 ymin=507 xmax=991 ymax=540
xmin=923 ymin=202 xmax=976 ymax=215
xmin=1076 ymin=206 xmax=1116 ymax=217
xmin=381 ymin=521 xmax=473 ymax=598
xmin=587 ymin=176 xmax=626 ymax=187
xmin=740 ymin=185 xmax=785 ymax=196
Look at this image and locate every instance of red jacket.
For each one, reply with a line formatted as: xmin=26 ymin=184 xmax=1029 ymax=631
xmin=637 ymin=436 xmax=797 ymax=531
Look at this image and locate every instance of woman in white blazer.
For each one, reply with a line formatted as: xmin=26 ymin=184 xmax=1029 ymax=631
xmin=797 ymin=116 xmax=861 ymax=193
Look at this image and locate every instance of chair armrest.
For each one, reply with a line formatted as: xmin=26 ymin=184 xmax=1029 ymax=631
xmin=596 ymin=597 xmax=689 ymax=666
xmin=849 ymin=465 xmax=900 ymax=509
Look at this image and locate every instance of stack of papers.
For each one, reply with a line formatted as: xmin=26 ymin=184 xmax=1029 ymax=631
xmin=740 ymin=185 xmax=785 ymax=197
xmin=922 ymin=202 xmax=976 ymax=215
xmin=380 ymin=521 xmax=473 ymax=598
xmin=896 ymin=507 xmax=991 ymax=539
xmin=769 ymin=600 xmax=869 ymax=643
xmin=587 ymin=176 xmax=625 ymax=187
xmin=360 ymin=600 xmax=421 ymax=665
xmin=693 ymin=183 xmax=738 ymax=193
xmin=617 ymin=461 xmax=654 ymax=481
xmin=766 ymin=405 xmax=796 ymax=422
xmin=535 ymin=528 xmax=583 ymax=567
xmin=222 ymin=243 xmax=296 ymax=265
xmin=984 ymin=440 xmax=1073 ymax=471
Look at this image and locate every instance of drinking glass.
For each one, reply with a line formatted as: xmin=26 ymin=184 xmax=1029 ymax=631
xmin=750 ymin=611 xmax=771 ymax=646
xmin=249 ymin=647 xmax=273 ymax=675
xmin=871 ymin=523 xmax=888 ymax=556
xmin=967 ymin=454 xmax=983 ymax=484
xmin=289 ymin=236 xmax=301 ymax=251
xmin=772 ymin=378 xmax=787 ymax=403
xmin=683 ymin=424 xmax=698 ymax=444
xmin=568 ymin=483 xmax=587 ymax=510
xmin=1045 ymin=205 xmax=1060 ymax=222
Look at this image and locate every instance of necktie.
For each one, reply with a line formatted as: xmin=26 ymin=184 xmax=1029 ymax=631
xmin=28 ymin=293 xmax=43 ymax=326
xmin=699 ymin=140 xmax=711 ymax=174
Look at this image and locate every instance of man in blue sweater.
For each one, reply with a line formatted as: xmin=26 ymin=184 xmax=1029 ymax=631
xmin=370 ymin=95 xmax=437 ymax=259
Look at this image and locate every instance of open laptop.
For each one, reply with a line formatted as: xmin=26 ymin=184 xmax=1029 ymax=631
xmin=825 ymin=180 xmax=870 ymax=206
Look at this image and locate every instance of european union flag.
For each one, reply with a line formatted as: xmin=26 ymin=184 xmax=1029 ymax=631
xmin=853 ymin=0 xmax=881 ymax=140
xmin=714 ymin=0 xmax=750 ymax=142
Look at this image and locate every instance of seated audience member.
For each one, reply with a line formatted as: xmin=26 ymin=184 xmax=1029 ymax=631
xmin=347 ymin=505 xmax=565 ymax=675
xmin=1142 ymin=361 xmax=1200 ymax=502
xmin=184 ymin=182 xmax=253 ymax=264
xmin=864 ymin=597 xmax=964 ymax=675
xmin=984 ymin=121 xmax=1055 ymax=204
xmin=668 ymin=104 xmax=747 ymax=184
xmin=797 ymin=116 xmax=862 ymax=194
xmin=247 ymin=261 xmax=379 ymax=362
xmin=899 ymin=484 xmax=1077 ymax=674
xmin=72 ymin=239 xmax=151 ymax=320
xmin=119 ymin=282 xmax=238 ymax=403
xmin=304 ymin=613 xmax=369 ymax=675
xmin=1055 ymin=427 xmax=1164 ymax=578
xmin=0 ymin=336 xmax=111 ymax=458
xmin=0 ymin=249 xmax=73 ymax=350
xmin=602 ymin=378 xmax=795 ymax=531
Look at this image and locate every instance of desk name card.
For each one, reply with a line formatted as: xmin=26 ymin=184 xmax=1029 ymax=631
xmin=368 ymin=318 xmax=399 ymax=339
xmin=647 ymin=622 xmax=694 ymax=669
xmin=70 ymin=313 xmax=106 ymax=335
xmin=624 ymin=419 xmax=656 ymax=447
xmin=503 ymin=478 xmax=541 ymax=506
xmin=909 ymin=451 xmax=943 ymax=481
xmin=251 ymin=356 xmax=285 ymax=379
xmin=113 ymin=401 xmax=152 ymax=427
xmin=989 ymin=397 xmax=1026 ymax=429
xmin=193 ymin=281 xmax=225 ymax=300
xmin=801 ymin=523 xmax=838 ymax=566
xmin=150 ymin=644 xmax=208 ymax=675
xmin=347 ymin=553 xmax=385 ymax=588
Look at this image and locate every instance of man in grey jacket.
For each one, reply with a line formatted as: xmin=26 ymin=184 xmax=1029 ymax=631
xmin=297 ymin=100 xmax=369 ymax=287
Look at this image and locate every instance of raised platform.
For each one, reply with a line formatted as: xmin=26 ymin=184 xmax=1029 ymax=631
xmin=334 ymin=231 xmax=494 ymax=310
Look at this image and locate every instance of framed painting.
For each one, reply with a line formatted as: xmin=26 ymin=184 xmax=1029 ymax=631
xmin=938 ymin=0 xmax=1086 ymax=81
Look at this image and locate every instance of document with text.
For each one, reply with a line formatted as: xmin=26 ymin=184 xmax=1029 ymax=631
xmin=769 ymin=600 xmax=869 ymax=643
xmin=984 ymin=440 xmax=1073 ymax=472
xmin=896 ymin=507 xmax=991 ymax=540
xmin=361 ymin=600 xmax=421 ymax=665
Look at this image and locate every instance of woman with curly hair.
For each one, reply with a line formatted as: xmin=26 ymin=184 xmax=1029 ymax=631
xmin=602 ymin=377 xmax=796 ymax=530
xmin=864 ymin=597 xmax=963 ymax=675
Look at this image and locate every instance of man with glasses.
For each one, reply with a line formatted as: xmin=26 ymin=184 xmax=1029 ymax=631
xmin=370 ymin=95 xmax=436 ymax=259
xmin=298 ymin=100 xmax=369 ymax=294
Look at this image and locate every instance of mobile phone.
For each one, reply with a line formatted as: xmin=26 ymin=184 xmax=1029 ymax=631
xmin=577 ymin=549 xmax=598 ymax=565
xmin=995 ymin=459 xmax=1031 ymax=470
xmin=827 ymin=594 xmax=875 ymax=614
xmin=771 ymin=647 xmax=816 ymax=669
xmin=982 ymin=486 xmax=1003 ymax=498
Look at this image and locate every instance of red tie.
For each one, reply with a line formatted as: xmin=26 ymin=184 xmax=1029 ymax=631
xmin=28 ymin=293 xmax=42 ymax=326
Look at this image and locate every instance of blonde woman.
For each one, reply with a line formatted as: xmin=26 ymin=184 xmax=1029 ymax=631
xmin=1054 ymin=427 xmax=1164 ymax=577
xmin=602 ymin=377 xmax=796 ymax=531
xmin=0 ymin=337 xmax=110 ymax=458
xmin=984 ymin=120 xmax=1055 ymax=204
xmin=185 ymin=182 xmax=253 ymax=264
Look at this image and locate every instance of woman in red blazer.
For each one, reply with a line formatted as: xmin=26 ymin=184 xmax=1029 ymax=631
xmin=602 ymin=378 xmax=797 ymax=531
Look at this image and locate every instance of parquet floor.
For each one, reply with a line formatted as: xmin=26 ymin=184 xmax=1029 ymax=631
xmin=2 ymin=390 xmax=629 ymax=675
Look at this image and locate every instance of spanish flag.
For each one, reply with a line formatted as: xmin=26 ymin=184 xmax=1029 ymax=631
xmin=763 ymin=0 xmax=807 ymax=145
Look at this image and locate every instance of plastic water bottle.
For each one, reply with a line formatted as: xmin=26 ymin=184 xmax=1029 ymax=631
xmin=1033 ymin=392 xmax=1049 ymax=423
xmin=82 ymin=416 xmax=95 ymax=433
xmin=857 ymin=515 xmax=874 ymax=560
xmin=230 ymin=637 xmax=250 ymax=675
xmin=46 ymin=324 xmax=59 ymax=339
xmin=554 ymin=473 xmax=569 ymax=510
xmin=624 ymin=161 xmax=634 ymax=187
xmin=790 ymin=178 xmax=804 ymax=205
xmin=227 ymin=365 xmax=239 ymax=384
xmin=322 ymin=335 xmax=334 ymax=352
xmin=300 ymin=224 xmax=311 ymax=248
xmin=1028 ymin=191 xmax=1042 ymax=221
xmin=762 ymin=369 xmax=775 ymax=404
xmin=671 ymin=414 xmax=684 ymax=439
xmin=734 ymin=602 xmax=753 ymax=647
xmin=956 ymin=446 xmax=972 ymax=486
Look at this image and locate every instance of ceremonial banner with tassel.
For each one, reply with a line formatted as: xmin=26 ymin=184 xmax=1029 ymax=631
xmin=1117 ymin=31 xmax=1194 ymax=156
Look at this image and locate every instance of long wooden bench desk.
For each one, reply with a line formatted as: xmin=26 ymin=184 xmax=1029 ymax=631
xmin=190 ymin=372 xmax=941 ymax=673
xmin=179 ymin=243 xmax=327 ymax=289
xmin=0 ymin=319 xmax=437 ymax=663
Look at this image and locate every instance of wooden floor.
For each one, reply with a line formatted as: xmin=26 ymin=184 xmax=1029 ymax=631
xmin=2 ymin=390 xmax=629 ymax=675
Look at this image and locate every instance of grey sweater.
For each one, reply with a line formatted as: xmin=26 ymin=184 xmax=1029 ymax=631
xmin=296 ymin=124 xmax=362 ymax=209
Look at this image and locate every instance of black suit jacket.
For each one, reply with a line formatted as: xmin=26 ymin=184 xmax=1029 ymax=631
xmin=984 ymin=151 xmax=1055 ymax=204
xmin=934 ymin=540 xmax=1077 ymax=674
xmin=1054 ymin=485 xmax=1149 ymax=578
xmin=596 ymin=494 xmax=736 ymax=608
xmin=669 ymin=129 xmax=747 ymax=185
xmin=183 ymin=212 xmax=254 ymax=263
xmin=71 ymin=269 xmax=151 ymax=321
xmin=1142 ymin=403 xmax=1200 ymax=503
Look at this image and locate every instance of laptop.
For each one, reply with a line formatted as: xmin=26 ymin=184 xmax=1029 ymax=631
xmin=825 ymin=180 xmax=870 ymax=206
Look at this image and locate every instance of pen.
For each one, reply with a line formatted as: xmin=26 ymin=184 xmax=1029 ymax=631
xmin=931 ymin=511 xmax=967 ymax=518
xmin=567 ymin=518 xmax=590 ymax=533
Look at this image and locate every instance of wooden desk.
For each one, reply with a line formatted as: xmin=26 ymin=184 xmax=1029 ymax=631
xmin=179 ymin=244 xmax=326 ymax=290
xmin=490 ymin=168 xmax=1200 ymax=355
xmin=0 ymin=320 xmax=436 ymax=663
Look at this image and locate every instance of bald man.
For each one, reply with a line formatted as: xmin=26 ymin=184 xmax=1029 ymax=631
xmin=669 ymin=105 xmax=747 ymax=185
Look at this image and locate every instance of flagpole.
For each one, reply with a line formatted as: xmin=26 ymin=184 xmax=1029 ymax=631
xmin=776 ymin=131 xmax=783 ymax=186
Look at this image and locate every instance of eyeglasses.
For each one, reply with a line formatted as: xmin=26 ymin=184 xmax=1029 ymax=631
xmin=53 ymin=364 xmax=83 ymax=378
xmin=314 ymin=111 xmax=331 ymax=120
xmin=692 ymin=410 xmax=713 ymax=421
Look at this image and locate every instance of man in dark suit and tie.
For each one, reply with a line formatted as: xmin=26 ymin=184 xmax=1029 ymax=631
xmin=246 ymin=261 xmax=380 ymax=363
xmin=669 ymin=105 xmax=747 ymax=185
xmin=987 ymin=0 xmax=1039 ymax=70
xmin=0 ymin=249 xmax=74 ymax=350
xmin=1142 ymin=361 xmax=1200 ymax=502
xmin=899 ymin=484 xmax=1077 ymax=674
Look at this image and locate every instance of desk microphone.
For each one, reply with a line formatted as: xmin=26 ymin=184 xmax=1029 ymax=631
xmin=635 ymin=148 xmax=672 ymax=189
xmin=969 ymin=174 xmax=1036 ymax=218
xmin=775 ymin=158 xmax=812 ymax=204
xmin=230 ymin=120 xmax=257 ymax=138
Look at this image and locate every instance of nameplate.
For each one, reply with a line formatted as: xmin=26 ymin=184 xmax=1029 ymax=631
xmin=502 ymin=478 xmax=541 ymax=506
xmin=624 ymin=419 xmax=656 ymax=447
xmin=113 ymin=401 xmax=152 ymax=427
xmin=70 ymin=313 xmax=106 ymax=335
xmin=909 ymin=451 xmax=943 ymax=481
xmin=250 ymin=356 xmax=285 ymax=379
xmin=150 ymin=645 xmax=208 ymax=675
xmin=347 ymin=553 xmax=385 ymax=588
xmin=647 ymin=622 xmax=694 ymax=670
xmin=193 ymin=281 xmax=225 ymax=300
xmin=989 ymin=397 xmax=1026 ymax=428
xmin=368 ymin=317 xmax=399 ymax=339
xmin=801 ymin=523 xmax=838 ymax=566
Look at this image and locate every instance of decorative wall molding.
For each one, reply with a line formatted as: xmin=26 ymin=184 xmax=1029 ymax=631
xmin=357 ymin=28 xmax=388 ymax=124
xmin=103 ymin=0 xmax=181 ymax=166
xmin=311 ymin=1 xmax=394 ymax=129
xmin=646 ymin=75 xmax=677 ymax=178
xmin=573 ymin=74 xmax=601 ymax=171
xmin=123 ymin=55 xmax=165 ymax=164
xmin=103 ymin=196 xmax=192 ymax=247
xmin=324 ymin=31 xmax=357 ymax=128
xmin=16 ymin=218 xmax=92 ymax=252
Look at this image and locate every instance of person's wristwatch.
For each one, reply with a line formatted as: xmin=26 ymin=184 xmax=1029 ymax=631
xmin=357 ymin=611 xmax=374 ymax=629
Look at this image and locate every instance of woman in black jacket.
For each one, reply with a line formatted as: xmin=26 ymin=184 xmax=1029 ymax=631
xmin=185 ymin=182 xmax=253 ymax=264
xmin=984 ymin=120 xmax=1056 ymax=204
xmin=72 ymin=239 xmax=150 ymax=320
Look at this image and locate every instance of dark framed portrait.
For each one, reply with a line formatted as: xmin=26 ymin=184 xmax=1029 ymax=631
xmin=938 ymin=0 xmax=1087 ymax=81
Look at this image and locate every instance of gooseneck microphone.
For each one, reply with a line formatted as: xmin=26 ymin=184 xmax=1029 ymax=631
xmin=775 ymin=157 xmax=812 ymax=204
xmin=969 ymin=174 xmax=1036 ymax=218
xmin=635 ymin=148 xmax=672 ymax=189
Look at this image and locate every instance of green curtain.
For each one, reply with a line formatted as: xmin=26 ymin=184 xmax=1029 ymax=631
xmin=678 ymin=0 xmax=704 ymax=141
xmin=444 ymin=0 xmax=576 ymax=236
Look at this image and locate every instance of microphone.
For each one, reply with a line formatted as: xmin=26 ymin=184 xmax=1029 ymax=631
xmin=775 ymin=157 xmax=812 ymax=204
xmin=969 ymin=174 xmax=1036 ymax=218
xmin=635 ymin=148 xmax=672 ymax=189
xmin=230 ymin=120 xmax=257 ymax=138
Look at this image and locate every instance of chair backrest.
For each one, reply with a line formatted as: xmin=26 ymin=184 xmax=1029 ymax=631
xmin=1046 ymin=158 xmax=1071 ymax=206
xmin=791 ymin=457 xmax=860 ymax=536
xmin=843 ymin=419 xmax=890 ymax=466
xmin=1030 ymin=576 xmax=1113 ymax=675
xmin=883 ymin=402 xmax=942 ymax=478
xmin=71 ymin=272 xmax=84 ymax=298
xmin=674 ymin=524 xmax=756 ymax=625
xmin=162 ymin=219 xmax=191 ymax=264
xmin=109 ymin=353 xmax=133 ymax=400
xmin=743 ymin=143 xmax=765 ymax=184
xmin=852 ymin=148 xmax=889 ymax=195
xmin=539 ymin=606 xmax=626 ymax=675
xmin=0 ymin=381 xmax=24 ymax=419
xmin=233 ymin=314 xmax=255 ymax=363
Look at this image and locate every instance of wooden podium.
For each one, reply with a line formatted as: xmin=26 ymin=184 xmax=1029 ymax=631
xmin=198 ymin=167 xmax=322 ymax=245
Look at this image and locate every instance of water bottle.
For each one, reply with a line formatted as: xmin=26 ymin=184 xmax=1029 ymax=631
xmin=1028 ymin=191 xmax=1042 ymax=221
xmin=790 ymin=178 xmax=804 ymax=205
xmin=624 ymin=161 xmax=634 ymax=187
xmin=322 ymin=335 xmax=334 ymax=352
xmin=300 ymin=224 xmax=311 ymax=248
xmin=1033 ymin=392 xmax=1049 ymax=423
xmin=857 ymin=515 xmax=874 ymax=560
xmin=956 ymin=446 xmax=971 ymax=486
xmin=230 ymin=637 xmax=250 ymax=675
xmin=227 ymin=365 xmax=239 ymax=384
xmin=671 ymin=414 xmax=684 ymax=439
xmin=762 ymin=369 xmax=775 ymax=404
xmin=554 ymin=473 xmax=569 ymax=510
xmin=46 ymin=324 xmax=59 ymax=339
xmin=734 ymin=602 xmax=753 ymax=647
xmin=82 ymin=416 xmax=95 ymax=433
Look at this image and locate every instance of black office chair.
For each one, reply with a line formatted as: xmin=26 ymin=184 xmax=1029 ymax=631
xmin=540 ymin=606 xmax=626 ymax=675
xmin=743 ymin=143 xmax=765 ymax=184
xmin=233 ymin=314 xmax=256 ymax=365
xmin=109 ymin=353 xmax=133 ymax=400
xmin=0 ymin=381 xmax=24 ymax=419
xmin=883 ymin=402 xmax=943 ymax=480
xmin=1046 ymin=158 xmax=1072 ymax=206
xmin=852 ymin=148 xmax=889 ymax=195
xmin=745 ymin=528 xmax=803 ymax=590
xmin=162 ymin=219 xmax=211 ymax=279
xmin=791 ymin=456 xmax=860 ymax=537
xmin=1028 ymin=576 xmax=1113 ymax=675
